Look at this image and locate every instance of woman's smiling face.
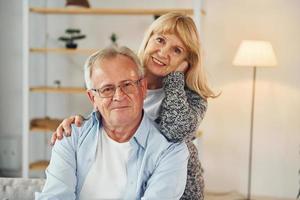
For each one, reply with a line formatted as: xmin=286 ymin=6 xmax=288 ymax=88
xmin=143 ymin=33 xmax=188 ymax=77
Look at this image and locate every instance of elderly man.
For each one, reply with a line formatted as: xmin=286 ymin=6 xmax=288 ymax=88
xmin=36 ymin=46 xmax=189 ymax=200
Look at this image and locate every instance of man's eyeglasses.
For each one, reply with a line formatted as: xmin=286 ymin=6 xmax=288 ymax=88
xmin=91 ymin=79 xmax=143 ymax=98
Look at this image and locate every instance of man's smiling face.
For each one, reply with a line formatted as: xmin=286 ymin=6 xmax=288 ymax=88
xmin=87 ymin=54 xmax=147 ymax=129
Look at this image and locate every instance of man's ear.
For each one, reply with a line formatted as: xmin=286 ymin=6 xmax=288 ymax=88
xmin=140 ymin=78 xmax=148 ymax=99
xmin=87 ymin=90 xmax=96 ymax=105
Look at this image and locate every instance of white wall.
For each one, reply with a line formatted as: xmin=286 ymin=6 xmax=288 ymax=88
xmin=0 ymin=0 xmax=299 ymax=198
xmin=0 ymin=0 xmax=23 ymax=174
xmin=201 ymin=0 xmax=300 ymax=198
xmin=0 ymin=0 xmax=23 ymax=137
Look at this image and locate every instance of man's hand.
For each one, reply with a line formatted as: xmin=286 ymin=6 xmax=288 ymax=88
xmin=50 ymin=115 xmax=84 ymax=145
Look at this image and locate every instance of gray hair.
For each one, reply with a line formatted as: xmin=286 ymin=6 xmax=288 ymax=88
xmin=84 ymin=46 xmax=144 ymax=89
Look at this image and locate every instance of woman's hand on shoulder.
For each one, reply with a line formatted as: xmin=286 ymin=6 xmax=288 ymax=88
xmin=50 ymin=115 xmax=84 ymax=146
xmin=175 ymin=61 xmax=189 ymax=73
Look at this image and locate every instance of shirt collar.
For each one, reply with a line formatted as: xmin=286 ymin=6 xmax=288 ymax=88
xmin=92 ymin=111 xmax=102 ymax=124
xmin=130 ymin=111 xmax=151 ymax=150
xmin=92 ymin=110 xmax=150 ymax=150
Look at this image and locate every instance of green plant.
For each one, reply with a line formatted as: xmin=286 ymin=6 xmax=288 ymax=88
xmin=110 ymin=33 xmax=118 ymax=46
xmin=65 ymin=0 xmax=90 ymax=8
xmin=58 ymin=28 xmax=86 ymax=49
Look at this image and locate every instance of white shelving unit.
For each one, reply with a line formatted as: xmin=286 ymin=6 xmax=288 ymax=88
xmin=22 ymin=0 xmax=30 ymax=178
xmin=22 ymin=1 xmax=203 ymax=178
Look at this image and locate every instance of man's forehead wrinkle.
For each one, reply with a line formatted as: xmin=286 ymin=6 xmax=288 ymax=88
xmin=91 ymin=64 xmax=139 ymax=89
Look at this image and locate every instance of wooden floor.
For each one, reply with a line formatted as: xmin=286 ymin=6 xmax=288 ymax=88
xmin=205 ymin=191 xmax=293 ymax=200
xmin=206 ymin=191 xmax=244 ymax=200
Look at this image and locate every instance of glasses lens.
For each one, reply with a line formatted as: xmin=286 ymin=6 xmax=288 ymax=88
xmin=96 ymin=79 xmax=141 ymax=98
xmin=121 ymin=81 xmax=136 ymax=94
xmin=100 ymin=86 xmax=115 ymax=97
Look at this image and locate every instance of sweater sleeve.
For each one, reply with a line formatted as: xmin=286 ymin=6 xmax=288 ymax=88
xmin=156 ymin=72 xmax=207 ymax=142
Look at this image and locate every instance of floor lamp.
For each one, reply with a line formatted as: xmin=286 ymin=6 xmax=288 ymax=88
xmin=232 ymin=40 xmax=277 ymax=199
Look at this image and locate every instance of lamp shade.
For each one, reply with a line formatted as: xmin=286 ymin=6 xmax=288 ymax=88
xmin=233 ymin=40 xmax=277 ymax=67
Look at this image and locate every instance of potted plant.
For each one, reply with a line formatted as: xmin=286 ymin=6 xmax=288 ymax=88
xmin=65 ymin=0 xmax=90 ymax=8
xmin=110 ymin=33 xmax=118 ymax=46
xmin=58 ymin=28 xmax=86 ymax=49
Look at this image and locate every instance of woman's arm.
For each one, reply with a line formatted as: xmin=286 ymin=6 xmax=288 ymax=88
xmin=157 ymin=72 xmax=207 ymax=142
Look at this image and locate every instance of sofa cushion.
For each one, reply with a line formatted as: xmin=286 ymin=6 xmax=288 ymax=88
xmin=0 ymin=178 xmax=45 ymax=200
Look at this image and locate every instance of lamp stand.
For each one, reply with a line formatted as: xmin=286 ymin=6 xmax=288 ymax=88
xmin=233 ymin=40 xmax=277 ymax=199
xmin=247 ymin=66 xmax=257 ymax=200
xmin=237 ymin=67 xmax=256 ymax=200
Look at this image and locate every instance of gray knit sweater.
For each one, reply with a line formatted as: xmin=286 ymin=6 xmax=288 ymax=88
xmin=156 ymin=72 xmax=207 ymax=200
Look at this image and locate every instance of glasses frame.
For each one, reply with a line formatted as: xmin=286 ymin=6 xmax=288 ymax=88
xmin=90 ymin=78 xmax=143 ymax=98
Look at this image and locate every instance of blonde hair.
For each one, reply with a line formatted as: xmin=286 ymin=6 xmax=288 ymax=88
xmin=138 ymin=12 xmax=216 ymax=99
xmin=84 ymin=46 xmax=144 ymax=89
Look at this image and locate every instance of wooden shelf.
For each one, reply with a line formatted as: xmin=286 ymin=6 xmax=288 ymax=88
xmin=30 ymin=117 xmax=62 ymax=132
xmin=29 ymin=160 xmax=49 ymax=170
xmin=30 ymin=48 xmax=98 ymax=55
xmin=29 ymin=7 xmax=206 ymax=16
xmin=30 ymin=127 xmax=54 ymax=132
xmin=30 ymin=86 xmax=86 ymax=94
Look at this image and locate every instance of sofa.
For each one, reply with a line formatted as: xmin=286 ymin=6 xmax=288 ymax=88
xmin=0 ymin=177 xmax=246 ymax=200
xmin=1 ymin=177 xmax=267 ymax=200
xmin=0 ymin=177 xmax=294 ymax=200
xmin=0 ymin=178 xmax=45 ymax=200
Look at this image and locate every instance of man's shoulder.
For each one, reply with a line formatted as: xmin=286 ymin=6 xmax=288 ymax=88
xmin=141 ymin=116 xmax=189 ymax=171
xmin=70 ymin=112 xmax=100 ymax=141
xmin=52 ymin=112 xmax=99 ymax=156
xmin=144 ymin=115 xmax=188 ymax=152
